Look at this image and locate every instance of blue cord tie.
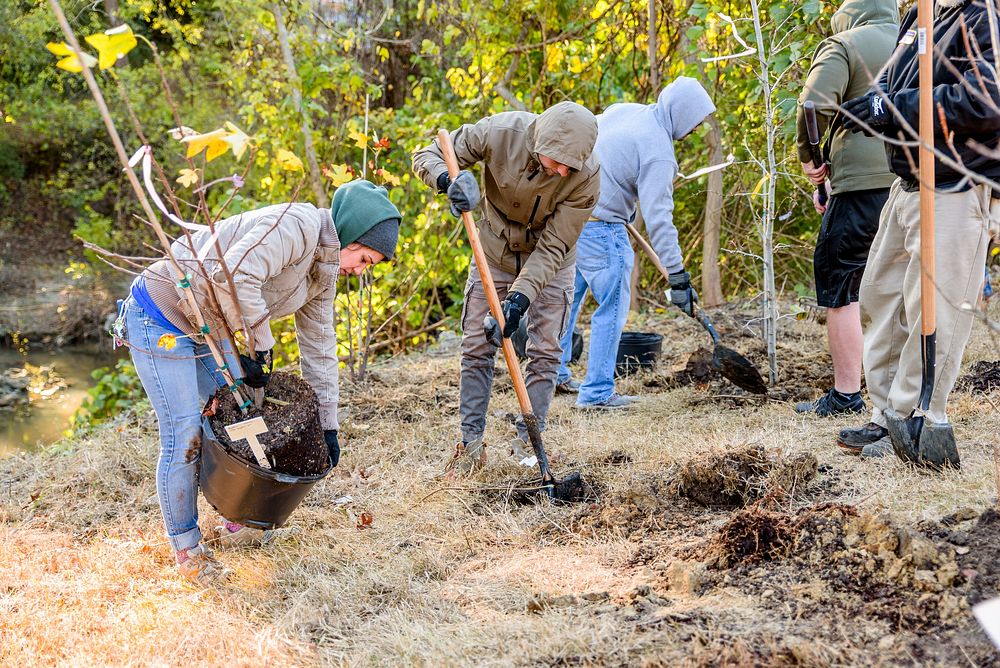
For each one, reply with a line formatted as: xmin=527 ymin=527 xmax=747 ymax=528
xmin=239 ymin=399 xmax=253 ymax=411
xmin=177 ymin=273 xmax=192 ymax=289
xmin=229 ymin=379 xmax=244 ymax=391
xmin=219 ymin=362 xmax=229 ymax=371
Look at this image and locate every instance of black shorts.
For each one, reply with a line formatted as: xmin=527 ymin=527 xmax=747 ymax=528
xmin=814 ymin=188 xmax=889 ymax=308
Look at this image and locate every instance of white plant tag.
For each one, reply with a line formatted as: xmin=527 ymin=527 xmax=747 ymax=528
xmin=519 ymin=455 xmax=538 ymax=468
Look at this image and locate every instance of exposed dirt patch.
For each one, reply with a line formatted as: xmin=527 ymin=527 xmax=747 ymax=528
xmin=677 ymin=446 xmax=817 ymax=508
xmin=209 ymin=371 xmax=327 ymax=476
xmin=956 ymin=360 xmax=1000 ymax=395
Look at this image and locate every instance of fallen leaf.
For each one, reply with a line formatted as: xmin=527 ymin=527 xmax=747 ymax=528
xmin=46 ymin=42 xmax=98 ymax=73
xmin=356 ymin=511 xmax=373 ymax=529
xmin=176 ymin=168 xmax=199 ymax=188
xmin=84 ymin=23 xmax=138 ymax=69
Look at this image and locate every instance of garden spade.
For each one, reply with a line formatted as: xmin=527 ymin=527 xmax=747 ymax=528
xmin=883 ymin=0 xmax=960 ymax=470
xmin=437 ymin=129 xmax=584 ymax=502
xmin=625 ymin=223 xmax=767 ymax=395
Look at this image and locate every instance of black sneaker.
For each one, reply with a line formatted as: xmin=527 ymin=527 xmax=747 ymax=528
xmin=794 ymin=389 xmax=865 ymax=417
xmin=837 ymin=422 xmax=889 ymax=454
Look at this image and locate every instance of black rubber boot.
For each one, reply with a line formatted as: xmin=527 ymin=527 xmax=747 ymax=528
xmin=837 ymin=422 xmax=889 ymax=454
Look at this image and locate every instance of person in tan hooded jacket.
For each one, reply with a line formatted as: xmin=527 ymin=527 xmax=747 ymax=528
xmin=413 ymin=101 xmax=600 ymax=473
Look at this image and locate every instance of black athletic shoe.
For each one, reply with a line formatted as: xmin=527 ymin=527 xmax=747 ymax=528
xmin=837 ymin=422 xmax=889 ymax=454
xmin=794 ymin=388 xmax=865 ymax=417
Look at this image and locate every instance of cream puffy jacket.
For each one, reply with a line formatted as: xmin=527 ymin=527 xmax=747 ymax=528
xmin=150 ymin=203 xmax=341 ymax=429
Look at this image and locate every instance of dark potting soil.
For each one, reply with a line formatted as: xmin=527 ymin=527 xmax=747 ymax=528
xmin=956 ymin=360 xmax=1000 ymax=394
xmin=208 ymin=371 xmax=329 ymax=476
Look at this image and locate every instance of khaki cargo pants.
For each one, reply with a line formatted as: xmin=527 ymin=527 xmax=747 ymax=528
xmin=459 ymin=259 xmax=573 ymax=444
xmin=860 ymin=179 xmax=998 ymax=426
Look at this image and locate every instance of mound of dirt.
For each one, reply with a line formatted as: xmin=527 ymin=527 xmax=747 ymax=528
xmin=677 ymin=446 xmax=818 ymax=508
xmin=956 ymin=360 xmax=1000 ymax=394
xmin=209 ymin=371 xmax=328 ymax=476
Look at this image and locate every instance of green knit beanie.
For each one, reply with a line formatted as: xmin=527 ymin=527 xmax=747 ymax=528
xmin=330 ymin=179 xmax=402 ymax=249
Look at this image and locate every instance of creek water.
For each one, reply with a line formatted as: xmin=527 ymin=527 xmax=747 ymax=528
xmin=0 ymin=344 xmax=125 ymax=457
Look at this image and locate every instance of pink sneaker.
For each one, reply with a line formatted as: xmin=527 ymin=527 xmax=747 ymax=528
xmin=177 ymin=543 xmax=229 ymax=586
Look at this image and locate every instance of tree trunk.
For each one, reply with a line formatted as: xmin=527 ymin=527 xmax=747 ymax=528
xmin=273 ymin=3 xmax=329 ymax=208
xmin=701 ymin=114 xmax=724 ymax=306
xmin=648 ymin=0 xmax=659 ymax=95
xmin=102 ymin=0 xmax=121 ymax=25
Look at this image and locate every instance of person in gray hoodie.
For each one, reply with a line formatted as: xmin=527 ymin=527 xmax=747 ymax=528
xmin=556 ymin=77 xmax=716 ymax=409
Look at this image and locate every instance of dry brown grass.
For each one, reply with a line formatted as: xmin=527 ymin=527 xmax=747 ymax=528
xmin=2 ymin=301 xmax=999 ymax=666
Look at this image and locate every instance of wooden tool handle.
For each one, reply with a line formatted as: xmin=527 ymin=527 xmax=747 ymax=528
xmin=437 ymin=130 xmax=534 ymax=416
xmin=917 ymin=0 xmax=936 ymax=335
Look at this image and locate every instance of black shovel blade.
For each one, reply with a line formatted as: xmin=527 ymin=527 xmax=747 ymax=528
xmin=548 ymin=471 xmax=586 ymax=503
xmin=918 ymin=420 xmax=961 ymax=470
xmin=714 ymin=345 xmax=768 ymax=394
xmin=885 ymin=409 xmax=920 ymax=463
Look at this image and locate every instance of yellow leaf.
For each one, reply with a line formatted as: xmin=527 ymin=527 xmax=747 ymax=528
xmin=276 ymin=149 xmax=303 ymax=171
xmin=46 ymin=42 xmax=98 ymax=73
xmin=324 ymin=163 xmax=353 ymax=186
xmin=751 ymin=174 xmax=770 ymax=198
xmin=3 ymin=115 xmax=13 ymax=124
xmin=223 ymin=121 xmax=252 ymax=160
xmin=176 ymin=168 xmax=200 ymax=188
xmin=992 ymin=247 xmax=999 ymax=257
xmin=348 ymin=129 xmax=368 ymax=149
xmin=377 ymin=168 xmax=400 ymax=187
xmin=84 ymin=24 xmax=138 ymax=69
xmin=182 ymin=128 xmax=229 ymax=162
xmin=157 ymin=334 xmax=177 ymax=351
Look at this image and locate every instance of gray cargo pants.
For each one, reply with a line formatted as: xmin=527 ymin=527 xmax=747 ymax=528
xmin=459 ymin=259 xmax=574 ymax=444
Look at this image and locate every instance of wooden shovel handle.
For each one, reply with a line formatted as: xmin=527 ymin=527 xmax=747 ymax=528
xmin=917 ymin=0 xmax=936 ymax=335
xmin=437 ymin=130 xmax=534 ymax=417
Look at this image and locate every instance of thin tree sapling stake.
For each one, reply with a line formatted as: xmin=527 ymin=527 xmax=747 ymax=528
xmin=48 ymin=0 xmax=253 ymax=411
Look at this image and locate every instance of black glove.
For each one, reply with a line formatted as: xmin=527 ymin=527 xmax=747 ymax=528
xmin=841 ymin=91 xmax=894 ymax=136
xmin=239 ymin=348 xmax=272 ymax=389
xmin=324 ymin=429 xmax=340 ymax=468
xmin=483 ymin=292 xmax=530 ymax=347
xmin=439 ymin=170 xmax=480 ymax=217
xmin=668 ymin=270 xmax=699 ymax=317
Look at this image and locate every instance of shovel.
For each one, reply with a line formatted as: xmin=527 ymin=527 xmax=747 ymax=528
xmin=883 ymin=1 xmax=960 ymax=470
xmin=625 ymin=222 xmax=767 ymax=395
xmin=437 ymin=129 xmax=585 ymax=502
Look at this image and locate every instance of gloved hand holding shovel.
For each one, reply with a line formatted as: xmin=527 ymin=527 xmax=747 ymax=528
xmin=483 ymin=292 xmax=530 ymax=347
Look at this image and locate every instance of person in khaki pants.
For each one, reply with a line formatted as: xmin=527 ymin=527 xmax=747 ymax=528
xmin=412 ymin=102 xmax=600 ymax=473
xmin=835 ymin=0 xmax=1000 ymax=458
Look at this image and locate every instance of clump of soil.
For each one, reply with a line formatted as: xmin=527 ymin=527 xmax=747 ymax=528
xmin=208 ymin=371 xmax=328 ymax=476
xmin=955 ymin=360 xmax=1000 ymax=394
xmin=677 ymin=446 xmax=818 ymax=508
xmin=709 ymin=495 xmax=801 ymax=567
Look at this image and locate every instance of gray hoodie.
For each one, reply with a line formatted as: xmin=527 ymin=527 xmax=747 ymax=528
xmin=592 ymin=77 xmax=716 ymax=273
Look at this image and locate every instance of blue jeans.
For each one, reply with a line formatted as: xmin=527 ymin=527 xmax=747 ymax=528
xmin=123 ymin=297 xmax=239 ymax=553
xmin=557 ymin=222 xmax=635 ymax=405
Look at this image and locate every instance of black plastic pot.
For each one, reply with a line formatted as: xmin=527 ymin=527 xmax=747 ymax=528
xmin=199 ymin=425 xmax=331 ymax=529
xmin=615 ymin=332 xmax=663 ymax=377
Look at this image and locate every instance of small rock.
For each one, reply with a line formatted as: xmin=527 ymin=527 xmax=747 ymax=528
xmin=581 ymin=591 xmax=610 ymax=603
xmin=665 ymin=561 xmax=707 ymax=596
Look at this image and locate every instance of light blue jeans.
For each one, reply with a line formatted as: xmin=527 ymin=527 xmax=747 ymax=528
xmin=123 ymin=297 xmax=239 ymax=553
xmin=557 ymin=221 xmax=635 ymax=405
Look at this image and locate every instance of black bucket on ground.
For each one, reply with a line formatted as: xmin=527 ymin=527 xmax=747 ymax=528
xmin=199 ymin=424 xmax=331 ymax=529
xmin=616 ymin=332 xmax=663 ymax=377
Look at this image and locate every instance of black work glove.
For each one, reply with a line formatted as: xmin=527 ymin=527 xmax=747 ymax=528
xmin=324 ymin=429 xmax=340 ymax=468
xmin=841 ymin=91 xmax=894 ymax=136
xmin=438 ymin=170 xmax=481 ymax=217
xmin=239 ymin=348 xmax=272 ymax=389
xmin=668 ymin=270 xmax=699 ymax=317
xmin=483 ymin=292 xmax=530 ymax=347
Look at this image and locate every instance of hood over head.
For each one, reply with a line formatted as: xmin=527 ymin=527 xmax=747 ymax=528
xmin=652 ymin=77 xmax=716 ymax=141
xmin=831 ymin=0 xmax=899 ymax=33
xmin=529 ymin=101 xmax=598 ymax=171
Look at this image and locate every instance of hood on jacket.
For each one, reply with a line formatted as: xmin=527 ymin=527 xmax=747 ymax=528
xmin=652 ymin=77 xmax=717 ymax=141
xmin=831 ymin=0 xmax=899 ymax=33
xmin=330 ymin=179 xmax=402 ymax=248
xmin=529 ymin=101 xmax=598 ymax=171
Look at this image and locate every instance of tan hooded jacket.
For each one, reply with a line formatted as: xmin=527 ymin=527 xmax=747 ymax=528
xmin=412 ymin=102 xmax=600 ymax=301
